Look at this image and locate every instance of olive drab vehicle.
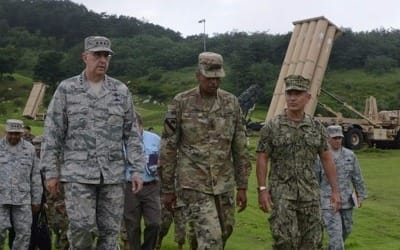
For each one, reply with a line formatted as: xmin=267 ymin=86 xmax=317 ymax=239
xmin=266 ymin=16 xmax=400 ymax=150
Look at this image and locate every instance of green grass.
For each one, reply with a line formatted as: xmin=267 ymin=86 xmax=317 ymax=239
xmin=1 ymin=71 xmax=400 ymax=249
xmin=157 ymin=147 xmax=400 ymax=250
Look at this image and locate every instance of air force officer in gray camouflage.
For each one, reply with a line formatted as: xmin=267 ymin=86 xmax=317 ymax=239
xmin=316 ymin=125 xmax=367 ymax=250
xmin=0 ymin=119 xmax=42 ymax=249
xmin=40 ymin=36 xmax=146 ymax=249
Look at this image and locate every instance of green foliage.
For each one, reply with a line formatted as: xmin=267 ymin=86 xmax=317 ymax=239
xmin=364 ymin=55 xmax=397 ymax=75
xmin=34 ymin=50 xmax=65 ymax=88
xmin=0 ymin=46 xmax=20 ymax=79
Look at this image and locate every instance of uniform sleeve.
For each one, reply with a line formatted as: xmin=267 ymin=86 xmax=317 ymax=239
xmin=159 ymin=97 xmax=181 ymax=193
xmin=31 ymin=151 xmax=43 ymax=205
xmin=351 ymin=153 xmax=367 ymax=201
xmin=256 ymin=121 xmax=273 ymax=154
xmin=124 ymin=93 xmax=145 ymax=176
xmin=40 ymin=83 xmax=67 ymax=179
xmin=231 ymin=99 xmax=251 ymax=189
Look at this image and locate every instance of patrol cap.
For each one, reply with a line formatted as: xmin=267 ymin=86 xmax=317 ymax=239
xmin=284 ymin=75 xmax=311 ymax=92
xmin=6 ymin=119 xmax=24 ymax=133
xmin=327 ymin=125 xmax=344 ymax=137
xmin=84 ymin=36 xmax=113 ymax=54
xmin=32 ymin=135 xmax=43 ymax=150
xmin=198 ymin=52 xmax=225 ymax=78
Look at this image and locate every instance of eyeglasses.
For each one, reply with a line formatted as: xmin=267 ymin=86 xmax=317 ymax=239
xmin=331 ymin=137 xmax=343 ymax=140
xmin=90 ymin=51 xmax=112 ymax=59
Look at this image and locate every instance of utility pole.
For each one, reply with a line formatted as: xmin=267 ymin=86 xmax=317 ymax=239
xmin=198 ymin=19 xmax=206 ymax=51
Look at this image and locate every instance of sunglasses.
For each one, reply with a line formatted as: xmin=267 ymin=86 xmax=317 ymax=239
xmin=90 ymin=51 xmax=112 ymax=59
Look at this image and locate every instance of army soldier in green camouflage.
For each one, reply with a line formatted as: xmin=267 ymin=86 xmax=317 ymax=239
xmin=256 ymin=75 xmax=341 ymax=250
xmin=316 ymin=125 xmax=367 ymax=250
xmin=0 ymin=119 xmax=42 ymax=249
xmin=32 ymin=136 xmax=69 ymax=249
xmin=40 ymin=36 xmax=146 ymax=249
xmin=159 ymin=51 xmax=251 ymax=250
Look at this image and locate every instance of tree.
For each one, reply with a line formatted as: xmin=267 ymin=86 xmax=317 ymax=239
xmin=0 ymin=46 xmax=19 ymax=79
xmin=33 ymin=50 xmax=65 ymax=89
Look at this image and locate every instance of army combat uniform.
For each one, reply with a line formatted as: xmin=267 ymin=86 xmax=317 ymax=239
xmin=256 ymin=113 xmax=328 ymax=250
xmin=0 ymin=138 xmax=42 ymax=249
xmin=40 ymin=72 xmax=145 ymax=249
xmin=160 ymin=86 xmax=251 ymax=250
xmin=316 ymin=147 xmax=367 ymax=250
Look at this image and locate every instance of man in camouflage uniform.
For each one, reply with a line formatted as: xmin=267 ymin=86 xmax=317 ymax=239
xmin=33 ymin=136 xmax=69 ymax=250
xmin=159 ymin=51 xmax=251 ymax=250
xmin=316 ymin=125 xmax=367 ymax=250
xmin=40 ymin=36 xmax=145 ymax=249
xmin=156 ymin=199 xmax=193 ymax=250
xmin=256 ymin=75 xmax=341 ymax=250
xmin=0 ymin=119 xmax=42 ymax=249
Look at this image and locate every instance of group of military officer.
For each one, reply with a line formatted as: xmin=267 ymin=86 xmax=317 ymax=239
xmin=0 ymin=34 xmax=366 ymax=250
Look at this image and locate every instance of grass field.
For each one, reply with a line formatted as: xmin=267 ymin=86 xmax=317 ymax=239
xmin=1 ymin=81 xmax=400 ymax=249
xmin=159 ymin=146 xmax=400 ymax=250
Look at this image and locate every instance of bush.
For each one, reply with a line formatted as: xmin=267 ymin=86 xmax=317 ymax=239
xmin=364 ymin=55 xmax=397 ymax=75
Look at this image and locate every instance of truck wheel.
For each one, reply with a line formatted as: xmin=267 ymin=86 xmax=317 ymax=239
xmin=344 ymin=128 xmax=364 ymax=150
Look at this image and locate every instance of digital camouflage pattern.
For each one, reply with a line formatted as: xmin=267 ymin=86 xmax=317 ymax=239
xmin=159 ymin=85 xmax=251 ymax=250
xmin=284 ymin=74 xmax=311 ymax=92
xmin=316 ymin=146 xmax=367 ymax=250
xmin=269 ymin=199 xmax=323 ymax=249
xmin=178 ymin=189 xmax=223 ymax=250
xmin=41 ymin=72 xmax=145 ymax=183
xmin=40 ymin=72 xmax=145 ymax=249
xmin=46 ymin=185 xmax=69 ymax=249
xmin=0 ymin=138 xmax=42 ymax=248
xmin=159 ymin=87 xmax=251 ymax=194
xmin=316 ymin=147 xmax=367 ymax=209
xmin=256 ymin=113 xmax=328 ymax=249
xmin=63 ymin=182 xmax=124 ymax=249
xmin=256 ymin=113 xmax=328 ymax=201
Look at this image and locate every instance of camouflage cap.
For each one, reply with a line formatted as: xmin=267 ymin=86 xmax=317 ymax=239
xmin=84 ymin=36 xmax=113 ymax=54
xmin=284 ymin=75 xmax=311 ymax=92
xmin=6 ymin=119 xmax=24 ymax=133
xmin=327 ymin=125 xmax=344 ymax=137
xmin=198 ymin=52 xmax=225 ymax=78
xmin=32 ymin=135 xmax=43 ymax=150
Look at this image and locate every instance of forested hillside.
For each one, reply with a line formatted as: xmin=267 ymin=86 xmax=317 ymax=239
xmin=0 ymin=0 xmax=399 ymax=111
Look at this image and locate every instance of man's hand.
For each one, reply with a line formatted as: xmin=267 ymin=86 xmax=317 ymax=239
xmin=162 ymin=193 xmax=177 ymax=212
xmin=236 ymin=189 xmax=247 ymax=213
xmin=330 ymin=190 xmax=341 ymax=212
xmin=258 ymin=189 xmax=273 ymax=213
xmin=46 ymin=178 xmax=60 ymax=198
xmin=131 ymin=175 xmax=143 ymax=194
xmin=32 ymin=204 xmax=41 ymax=214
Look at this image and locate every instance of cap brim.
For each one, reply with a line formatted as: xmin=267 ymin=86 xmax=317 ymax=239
xmin=285 ymin=86 xmax=307 ymax=91
xmin=200 ymin=69 xmax=225 ymax=78
xmin=329 ymin=133 xmax=344 ymax=137
xmin=87 ymin=47 xmax=114 ymax=54
xmin=6 ymin=129 xmax=23 ymax=133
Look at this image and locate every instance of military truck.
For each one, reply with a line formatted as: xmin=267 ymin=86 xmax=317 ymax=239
xmin=265 ymin=16 xmax=400 ymax=149
xmin=315 ymin=89 xmax=400 ymax=149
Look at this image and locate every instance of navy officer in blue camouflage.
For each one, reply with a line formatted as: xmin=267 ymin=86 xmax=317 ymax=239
xmin=40 ymin=36 xmax=146 ymax=249
xmin=256 ymin=75 xmax=341 ymax=250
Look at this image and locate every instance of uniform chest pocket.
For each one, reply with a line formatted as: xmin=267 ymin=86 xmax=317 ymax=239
xmin=67 ymin=106 xmax=89 ymax=130
xmin=108 ymin=105 xmax=124 ymax=125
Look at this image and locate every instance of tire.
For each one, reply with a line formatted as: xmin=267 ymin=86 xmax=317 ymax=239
xmin=344 ymin=128 xmax=364 ymax=150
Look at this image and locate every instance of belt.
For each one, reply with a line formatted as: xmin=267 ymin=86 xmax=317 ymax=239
xmin=143 ymin=180 xmax=158 ymax=186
